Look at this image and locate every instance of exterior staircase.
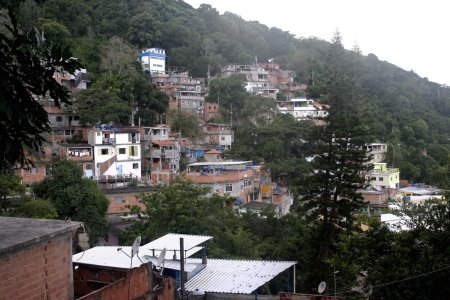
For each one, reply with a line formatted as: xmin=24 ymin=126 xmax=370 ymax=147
xmin=99 ymin=155 xmax=117 ymax=176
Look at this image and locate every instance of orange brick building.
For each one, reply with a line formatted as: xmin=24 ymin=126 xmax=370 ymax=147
xmin=0 ymin=217 xmax=80 ymax=299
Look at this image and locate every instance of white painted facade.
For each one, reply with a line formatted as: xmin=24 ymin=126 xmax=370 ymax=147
xmin=219 ymin=133 xmax=233 ymax=149
xmin=138 ymin=48 xmax=166 ymax=74
xmin=277 ymin=98 xmax=327 ymax=121
xmin=89 ymin=128 xmax=141 ymax=178
xmin=363 ymin=143 xmax=388 ymax=163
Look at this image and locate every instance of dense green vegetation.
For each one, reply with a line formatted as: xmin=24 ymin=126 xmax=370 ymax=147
xmin=33 ymin=160 xmax=109 ymax=245
xmin=0 ymin=4 xmax=80 ymax=170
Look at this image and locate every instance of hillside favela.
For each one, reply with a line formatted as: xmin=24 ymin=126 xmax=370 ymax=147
xmin=1 ymin=0 xmax=449 ymax=299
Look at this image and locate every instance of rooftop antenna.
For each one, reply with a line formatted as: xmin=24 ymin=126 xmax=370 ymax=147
xmin=318 ymin=281 xmax=327 ymax=294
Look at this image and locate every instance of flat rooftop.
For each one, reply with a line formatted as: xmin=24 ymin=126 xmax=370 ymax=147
xmin=0 ymin=217 xmax=81 ymax=256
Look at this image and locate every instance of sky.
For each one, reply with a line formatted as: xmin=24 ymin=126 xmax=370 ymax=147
xmin=184 ymin=0 xmax=450 ymax=85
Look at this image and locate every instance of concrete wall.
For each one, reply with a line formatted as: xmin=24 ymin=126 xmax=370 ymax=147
xmin=0 ymin=233 xmax=74 ymax=300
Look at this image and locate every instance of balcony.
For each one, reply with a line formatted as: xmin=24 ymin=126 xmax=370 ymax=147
xmin=371 ymin=168 xmax=399 ymax=174
xmin=102 ymin=138 xmax=115 ymax=145
xmin=68 ymin=155 xmax=93 ymax=161
xmin=144 ymin=134 xmax=168 ymax=141
xmin=148 ymin=149 xmax=178 ymax=159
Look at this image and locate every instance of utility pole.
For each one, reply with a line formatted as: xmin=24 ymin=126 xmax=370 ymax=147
xmin=230 ymin=103 xmax=233 ymax=129
xmin=334 ymin=266 xmax=339 ymax=300
xmin=180 ymin=238 xmax=185 ymax=299
xmin=218 ymin=89 xmax=221 ymax=148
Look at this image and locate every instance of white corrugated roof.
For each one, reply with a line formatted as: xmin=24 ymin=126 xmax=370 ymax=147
xmin=73 ymin=233 xmax=212 ymax=269
xmin=142 ymin=233 xmax=212 ymax=252
xmin=73 ymin=246 xmax=146 ymax=269
xmin=380 ymin=213 xmax=411 ymax=232
xmin=399 ymin=186 xmax=441 ymax=195
xmin=185 ymin=259 xmax=296 ymax=294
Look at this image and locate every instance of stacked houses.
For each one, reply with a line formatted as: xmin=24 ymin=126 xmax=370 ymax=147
xmin=15 ymin=49 xmax=300 ymax=218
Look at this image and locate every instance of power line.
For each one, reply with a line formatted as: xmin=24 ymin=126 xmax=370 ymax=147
xmin=370 ymin=264 xmax=450 ymax=289
xmin=325 ymin=264 xmax=450 ymax=296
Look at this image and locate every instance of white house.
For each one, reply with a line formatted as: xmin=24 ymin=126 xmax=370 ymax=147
xmin=363 ymin=143 xmax=388 ymax=164
xmin=138 ymin=48 xmax=166 ymax=74
xmin=88 ymin=127 xmax=141 ymax=179
xmin=276 ymin=98 xmax=327 ymax=121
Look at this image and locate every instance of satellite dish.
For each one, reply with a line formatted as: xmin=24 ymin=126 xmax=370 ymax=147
xmin=156 ymin=248 xmax=166 ymax=267
xmin=156 ymin=248 xmax=166 ymax=274
xmin=131 ymin=236 xmax=141 ymax=258
xmin=318 ymin=281 xmax=327 ymax=294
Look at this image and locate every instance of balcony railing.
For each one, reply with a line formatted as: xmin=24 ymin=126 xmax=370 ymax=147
xmin=371 ymin=168 xmax=399 ymax=174
xmin=102 ymin=138 xmax=115 ymax=144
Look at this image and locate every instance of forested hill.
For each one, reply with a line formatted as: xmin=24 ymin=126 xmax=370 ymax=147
xmin=10 ymin=0 xmax=450 ymax=186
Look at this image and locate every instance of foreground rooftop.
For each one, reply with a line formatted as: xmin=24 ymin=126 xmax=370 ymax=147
xmin=0 ymin=217 xmax=81 ymax=256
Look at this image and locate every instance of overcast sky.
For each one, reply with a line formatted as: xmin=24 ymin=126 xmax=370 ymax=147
xmin=185 ymin=0 xmax=450 ymax=85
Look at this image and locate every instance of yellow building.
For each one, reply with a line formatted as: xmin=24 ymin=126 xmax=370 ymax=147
xmin=366 ymin=163 xmax=400 ymax=189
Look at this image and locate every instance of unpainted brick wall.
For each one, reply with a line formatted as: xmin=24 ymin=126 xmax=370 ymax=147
xmin=0 ymin=233 xmax=73 ymax=300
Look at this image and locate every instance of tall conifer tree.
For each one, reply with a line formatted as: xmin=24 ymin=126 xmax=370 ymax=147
xmin=297 ymin=31 xmax=373 ymax=289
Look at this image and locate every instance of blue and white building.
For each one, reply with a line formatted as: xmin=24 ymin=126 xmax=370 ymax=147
xmin=138 ymin=48 xmax=166 ymax=75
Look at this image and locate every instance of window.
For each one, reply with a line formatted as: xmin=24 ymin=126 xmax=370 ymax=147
xmin=129 ymin=146 xmax=138 ymax=156
xmin=56 ymin=116 xmax=63 ymax=122
xmin=131 ymin=133 xmax=139 ymax=143
xmin=244 ymin=180 xmax=250 ymax=187
xmin=221 ymin=137 xmax=225 ymax=141
xmin=101 ymin=149 xmax=108 ymax=155
xmin=133 ymin=163 xmax=139 ymax=169
xmin=29 ymin=167 xmax=38 ymax=174
xmin=114 ymin=196 xmax=122 ymax=204
xmin=119 ymin=148 xmax=126 ymax=155
xmin=379 ymin=177 xmax=384 ymax=181
xmin=371 ymin=177 xmax=376 ymax=181
xmin=225 ymin=184 xmax=233 ymax=192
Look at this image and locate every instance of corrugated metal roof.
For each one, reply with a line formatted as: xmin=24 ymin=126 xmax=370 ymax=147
xmin=73 ymin=246 xmax=151 ymax=269
xmin=185 ymin=259 xmax=296 ymax=294
xmin=73 ymin=233 xmax=212 ymax=269
xmin=142 ymin=233 xmax=212 ymax=252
